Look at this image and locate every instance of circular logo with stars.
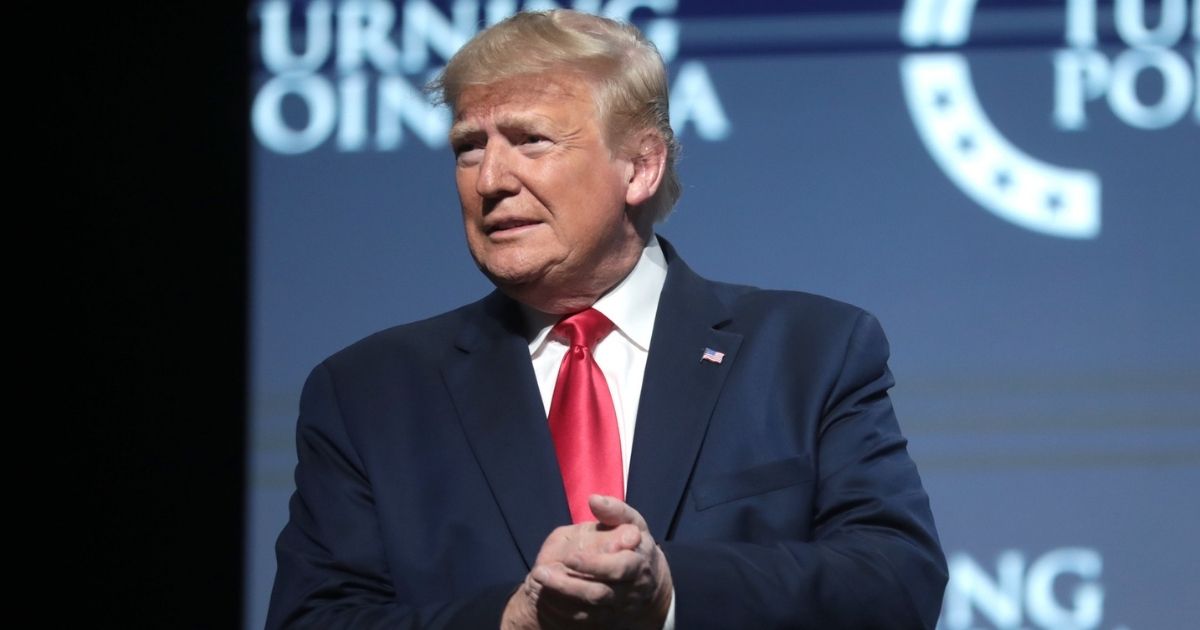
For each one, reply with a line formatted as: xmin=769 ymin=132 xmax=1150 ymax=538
xmin=900 ymin=0 xmax=1101 ymax=239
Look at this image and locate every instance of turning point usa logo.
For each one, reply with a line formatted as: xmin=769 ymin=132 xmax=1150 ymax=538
xmin=901 ymin=0 xmax=1198 ymax=240
xmin=251 ymin=0 xmax=731 ymax=156
xmin=942 ymin=547 xmax=1130 ymax=630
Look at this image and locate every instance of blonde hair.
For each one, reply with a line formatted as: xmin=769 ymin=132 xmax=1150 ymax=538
xmin=428 ymin=10 xmax=681 ymax=222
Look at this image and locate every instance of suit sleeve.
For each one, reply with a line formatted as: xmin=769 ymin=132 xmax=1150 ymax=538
xmin=660 ymin=311 xmax=948 ymax=629
xmin=265 ymin=362 xmax=517 ymax=629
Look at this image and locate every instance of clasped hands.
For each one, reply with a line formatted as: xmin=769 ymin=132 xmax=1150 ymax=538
xmin=502 ymin=495 xmax=673 ymax=629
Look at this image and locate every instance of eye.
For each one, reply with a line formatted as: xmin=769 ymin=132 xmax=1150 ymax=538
xmin=452 ymin=138 xmax=485 ymax=165
xmin=518 ymin=134 xmax=553 ymax=155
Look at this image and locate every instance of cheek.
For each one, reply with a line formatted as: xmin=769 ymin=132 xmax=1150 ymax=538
xmin=578 ymin=171 xmax=631 ymax=224
xmin=455 ymin=172 xmax=477 ymax=208
xmin=457 ymin=203 xmax=485 ymax=235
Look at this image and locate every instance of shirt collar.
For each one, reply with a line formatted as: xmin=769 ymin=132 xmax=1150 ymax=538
xmin=526 ymin=235 xmax=668 ymax=355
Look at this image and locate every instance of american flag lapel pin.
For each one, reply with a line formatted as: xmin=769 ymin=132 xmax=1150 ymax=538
xmin=701 ymin=347 xmax=725 ymax=364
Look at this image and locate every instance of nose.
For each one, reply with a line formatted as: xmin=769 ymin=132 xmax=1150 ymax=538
xmin=475 ymin=143 xmax=520 ymax=200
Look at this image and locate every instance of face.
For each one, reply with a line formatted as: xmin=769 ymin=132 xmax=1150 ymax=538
xmin=450 ymin=73 xmax=648 ymax=314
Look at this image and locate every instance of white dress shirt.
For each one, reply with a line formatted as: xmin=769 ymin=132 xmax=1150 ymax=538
xmin=525 ymin=235 xmax=668 ymax=487
xmin=524 ymin=235 xmax=677 ymax=628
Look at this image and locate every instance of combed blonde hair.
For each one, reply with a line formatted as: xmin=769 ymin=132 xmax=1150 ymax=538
xmin=428 ymin=10 xmax=681 ymax=223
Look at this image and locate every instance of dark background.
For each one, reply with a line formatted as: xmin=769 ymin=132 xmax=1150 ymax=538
xmin=64 ymin=5 xmax=247 ymax=627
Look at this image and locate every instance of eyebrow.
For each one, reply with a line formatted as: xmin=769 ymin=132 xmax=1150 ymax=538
xmin=447 ymin=125 xmax=480 ymax=146
xmin=449 ymin=112 xmax=559 ymax=144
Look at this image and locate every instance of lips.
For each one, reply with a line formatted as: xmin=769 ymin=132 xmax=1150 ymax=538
xmin=485 ymin=217 xmax=541 ymax=234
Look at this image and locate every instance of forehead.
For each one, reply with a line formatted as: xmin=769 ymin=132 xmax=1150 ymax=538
xmin=452 ymin=73 xmax=599 ymax=126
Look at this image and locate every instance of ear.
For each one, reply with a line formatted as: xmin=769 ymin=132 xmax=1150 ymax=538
xmin=623 ymin=130 xmax=667 ymax=208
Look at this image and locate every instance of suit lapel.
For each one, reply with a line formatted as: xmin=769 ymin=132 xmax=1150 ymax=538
xmin=625 ymin=240 xmax=743 ymax=541
xmin=442 ymin=292 xmax=570 ymax=569
xmin=441 ymin=241 xmax=742 ymax=559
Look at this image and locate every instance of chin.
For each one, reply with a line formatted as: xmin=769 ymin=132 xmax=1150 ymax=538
xmin=475 ymin=246 xmax=559 ymax=284
xmin=479 ymin=260 xmax=547 ymax=290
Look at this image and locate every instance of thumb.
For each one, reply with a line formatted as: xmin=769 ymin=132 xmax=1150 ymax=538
xmin=588 ymin=494 xmax=648 ymax=531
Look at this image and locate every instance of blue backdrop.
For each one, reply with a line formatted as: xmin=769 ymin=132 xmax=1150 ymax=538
xmin=247 ymin=2 xmax=1199 ymax=628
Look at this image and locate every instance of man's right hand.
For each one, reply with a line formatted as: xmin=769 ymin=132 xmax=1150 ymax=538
xmin=500 ymin=495 xmax=671 ymax=629
xmin=501 ymin=512 xmax=641 ymax=628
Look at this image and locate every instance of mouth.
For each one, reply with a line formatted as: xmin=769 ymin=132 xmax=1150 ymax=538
xmin=485 ymin=218 xmax=542 ymax=235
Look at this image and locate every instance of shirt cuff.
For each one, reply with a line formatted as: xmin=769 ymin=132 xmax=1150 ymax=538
xmin=661 ymin=586 xmax=676 ymax=630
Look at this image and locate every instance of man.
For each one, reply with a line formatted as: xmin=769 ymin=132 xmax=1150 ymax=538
xmin=268 ymin=9 xmax=946 ymax=629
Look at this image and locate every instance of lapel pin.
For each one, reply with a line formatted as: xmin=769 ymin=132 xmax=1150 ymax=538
xmin=701 ymin=347 xmax=725 ymax=364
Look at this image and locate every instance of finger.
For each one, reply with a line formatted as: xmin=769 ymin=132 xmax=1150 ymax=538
xmin=539 ymin=524 xmax=636 ymax=566
xmin=611 ymin=524 xmax=642 ymax=552
xmin=564 ymin=548 xmax=644 ymax=583
xmin=533 ymin=563 xmax=617 ymax=607
xmin=634 ymin=528 xmax=657 ymax=556
xmin=588 ymin=495 xmax=649 ymax=532
xmin=536 ymin=588 xmax=613 ymax=629
xmin=521 ymin=571 xmax=544 ymax=602
xmin=579 ymin=523 xmax=640 ymax=554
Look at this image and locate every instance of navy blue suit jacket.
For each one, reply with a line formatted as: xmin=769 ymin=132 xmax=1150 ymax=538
xmin=267 ymin=239 xmax=947 ymax=628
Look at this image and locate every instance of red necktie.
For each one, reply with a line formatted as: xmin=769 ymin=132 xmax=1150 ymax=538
xmin=547 ymin=308 xmax=623 ymax=523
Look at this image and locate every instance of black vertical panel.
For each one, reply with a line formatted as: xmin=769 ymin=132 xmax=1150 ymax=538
xmin=56 ymin=3 xmax=248 ymax=627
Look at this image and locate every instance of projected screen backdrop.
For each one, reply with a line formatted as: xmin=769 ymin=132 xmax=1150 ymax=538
xmin=247 ymin=1 xmax=1199 ymax=628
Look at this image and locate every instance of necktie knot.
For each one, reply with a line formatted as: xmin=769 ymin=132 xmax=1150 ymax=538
xmin=552 ymin=308 xmax=614 ymax=350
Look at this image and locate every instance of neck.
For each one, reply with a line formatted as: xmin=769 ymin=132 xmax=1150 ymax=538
xmin=506 ymin=232 xmax=649 ymax=315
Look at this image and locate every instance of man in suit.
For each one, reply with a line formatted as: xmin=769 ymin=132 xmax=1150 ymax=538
xmin=267 ymin=9 xmax=946 ymax=629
